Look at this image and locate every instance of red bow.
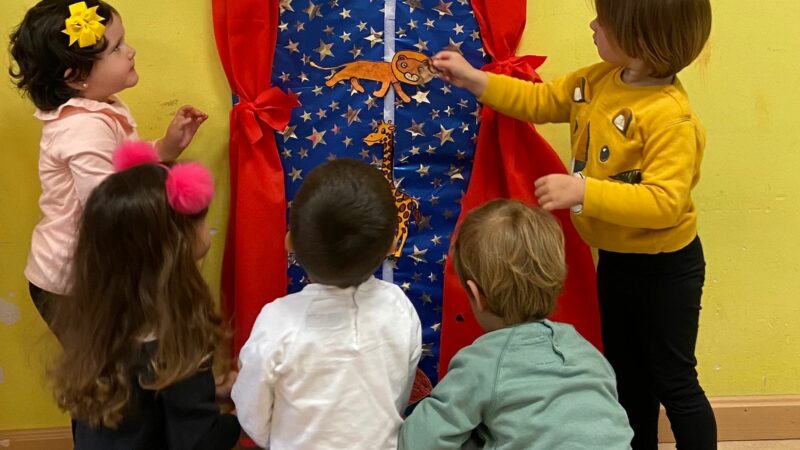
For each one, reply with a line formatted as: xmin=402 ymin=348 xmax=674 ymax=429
xmin=482 ymin=54 xmax=547 ymax=82
xmin=234 ymin=87 xmax=300 ymax=144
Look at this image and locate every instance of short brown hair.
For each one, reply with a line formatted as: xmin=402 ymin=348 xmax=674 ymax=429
xmin=290 ymin=158 xmax=397 ymax=288
xmin=595 ymin=0 xmax=712 ymax=77
xmin=452 ymin=200 xmax=567 ymax=324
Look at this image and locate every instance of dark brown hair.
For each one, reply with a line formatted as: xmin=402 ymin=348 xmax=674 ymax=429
xmin=452 ymin=200 xmax=567 ymax=324
xmin=290 ymin=158 xmax=397 ymax=288
xmin=9 ymin=0 xmax=118 ymax=111
xmin=49 ymin=164 xmax=223 ymax=429
xmin=595 ymin=0 xmax=712 ymax=77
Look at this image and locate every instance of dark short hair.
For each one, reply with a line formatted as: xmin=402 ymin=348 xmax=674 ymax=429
xmin=290 ymin=158 xmax=397 ymax=288
xmin=9 ymin=0 xmax=118 ymax=111
xmin=595 ymin=0 xmax=711 ymax=77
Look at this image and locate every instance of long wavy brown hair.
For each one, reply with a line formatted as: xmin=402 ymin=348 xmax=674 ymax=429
xmin=49 ymin=164 xmax=223 ymax=429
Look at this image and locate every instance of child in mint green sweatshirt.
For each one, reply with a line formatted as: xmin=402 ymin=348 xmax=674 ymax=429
xmin=399 ymin=200 xmax=633 ymax=450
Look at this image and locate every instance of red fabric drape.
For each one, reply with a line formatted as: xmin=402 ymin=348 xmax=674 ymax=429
xmin=439 ymin=0 xmax=603 ymax=376
xmin=212 ymin=0 xmax=299 ymax=354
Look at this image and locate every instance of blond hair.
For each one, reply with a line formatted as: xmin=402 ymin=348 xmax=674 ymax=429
xmin=452 ymin=200 xmax=567 ymax=324
xmin=595 ymin=0 xmax=712 ymax=77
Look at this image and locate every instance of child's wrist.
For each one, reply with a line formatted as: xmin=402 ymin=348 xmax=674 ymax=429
xmin=467 ymin=70 xmax=489 ymax=98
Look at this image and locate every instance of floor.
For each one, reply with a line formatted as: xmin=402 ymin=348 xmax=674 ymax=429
xmin=659 ymin=442 xmax=800 ymax=449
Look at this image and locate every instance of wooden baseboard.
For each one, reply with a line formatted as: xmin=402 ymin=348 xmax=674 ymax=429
xmin=658 ymin=395 xmax=800 ymax=442
xmin=1 ymin=395 xmax=798 ymax=447
xmin=0 ymin=427 xmax=72 ymax=450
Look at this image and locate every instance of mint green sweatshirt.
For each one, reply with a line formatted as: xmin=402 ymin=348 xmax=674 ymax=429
xmin=399 ymin=320 xmax=633 ymax=449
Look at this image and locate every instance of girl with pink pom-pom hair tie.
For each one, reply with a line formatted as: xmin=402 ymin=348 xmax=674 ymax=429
xmin=9 ymin=0 xmax=208 ymax=325
xmin=47 ymin=140 xmax=241 ymax=450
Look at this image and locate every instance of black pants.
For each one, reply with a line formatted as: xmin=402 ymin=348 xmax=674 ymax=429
xmin=598 ymin=236 xmax=717 ymax=450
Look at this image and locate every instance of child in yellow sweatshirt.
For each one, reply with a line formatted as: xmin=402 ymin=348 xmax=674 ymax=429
xmin=432 ymin=0 xmax=715 ymax=448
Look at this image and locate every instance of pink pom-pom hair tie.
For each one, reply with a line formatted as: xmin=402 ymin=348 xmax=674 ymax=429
xmin=111 ymin=141 xmax=215 ymax=215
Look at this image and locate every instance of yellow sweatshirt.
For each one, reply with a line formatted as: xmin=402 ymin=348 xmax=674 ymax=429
xmin=480 ymin=62 xmax=705 ymax=254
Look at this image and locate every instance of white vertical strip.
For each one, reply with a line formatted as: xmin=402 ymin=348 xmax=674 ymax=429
xmin=382 ymin=0 xmax=397 ymax=283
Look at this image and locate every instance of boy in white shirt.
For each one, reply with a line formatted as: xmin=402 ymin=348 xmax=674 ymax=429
xmin=232 ymin=158 xmax=422 ymax=450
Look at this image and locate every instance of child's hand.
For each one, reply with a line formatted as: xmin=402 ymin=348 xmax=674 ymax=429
xmin=431 ymin=51 xmax=488 ymax=97
xmin=156 ymin=105 xmax=209 ymax=161
xmin=534 ymin=174 xmax=586 ymax=211
xmin=215 ymin=369 xmax=238 ymax=402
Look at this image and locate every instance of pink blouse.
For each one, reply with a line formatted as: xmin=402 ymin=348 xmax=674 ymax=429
xmin=25 ymin=96 xmax=138 ymax=295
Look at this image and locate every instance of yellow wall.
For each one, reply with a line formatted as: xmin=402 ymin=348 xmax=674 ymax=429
xmin=0 ymin=0 xmax=797 ymax=431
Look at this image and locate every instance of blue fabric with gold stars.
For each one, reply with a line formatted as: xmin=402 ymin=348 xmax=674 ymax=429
xmin=274 ymin=0 xmax=488 ymax=384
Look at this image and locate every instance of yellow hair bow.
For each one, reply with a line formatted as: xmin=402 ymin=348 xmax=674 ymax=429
xmin=62 ymin=2 xmax=106 ymax=48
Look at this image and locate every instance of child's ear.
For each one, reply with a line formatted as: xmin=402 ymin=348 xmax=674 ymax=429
xmin=285 ymin=231 xmax=294 ymax=252
xmin=465 ymin=280 xmax=486 ymax=312
xmin=64 ymin=69 xmax=87 ymax=91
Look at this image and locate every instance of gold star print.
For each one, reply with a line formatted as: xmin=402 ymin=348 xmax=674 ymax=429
xmin=406 ymin=119 xmax=426 ymax=138
xmin=431 ymin=323 xmax=441 ymax=332
xmin=445 ymin=106 xmax=455 ymax=116
xmin=340 ymin=31 xmax=351 ymax=42
xmin=282 ymin=148 xmax=292 ymax=158
xmin=339 ymin=8 xmax=351 ymax=18
xmin=408 ymin=19 xmax=418 ymax=29
xmin=405 ymin=0 xmax=423 ymax=12
xmin=470 ymin=105 xmax=482 ymax=122
xmin=441 ymin=84 xmax=452 ymax=94
xmin=433 ymin=0 xmax=453 ymax=15
xmin=279 ymin=72 xmax=291 ymax=83
xmin=453 ymin=23 xmax=464 ymax=34
xmin=349 ymin=45 xmax=363 ymax=58
xmin=456 ymin=149 xmax=467 ymax=160
xmin=343 ymin=136 xmax=353 ymax=147
xmin=300 ymin=110 xmax=312 ymax=121
xmin=410 ymin=146 xmax=421 ymax=155
xmin=279 ymin=22 xmax=289 ymax=32
xmin=364 ymin=95 xmax=379 ymax=110
xmin=431 ymin=178 xmax=442 ymax=188
xmin=446 ymin=165 xmax=464 ymax=181
xmin=428 ymin=273 xmax=438 ymax=282
xmin=459 ymin=122 xmax=470 ymax=133
xmin=431 ymin=235 xmax=442 ymax=245
xmin=328 ymin=100 xmax=339 ymax=111
xmin=295 ymin=21 xmax=305 ymax=32
xmin=314 ymin=40 xmax=334 ymax=61
xmin=329 ymin=0 xmax=339 ymax=7
xmin=426 ymin=145 xmax=437 ymax=155
xmin=420 ymin=294 xmax=432 ymax=306
xmin=359 ymin=148 xmax=370 ymax=159
xmin=414 ymin=38 xmax=428 ymax=52
xmin=470 ymin=30 xmax=481 ymax=41
xmin=434 ymin=124 xmax=456 ymax=145
xmin=412 ymin=89 xmax=430 ymax=104
xmin=424 ymin=18 xmax=436 ymax=29
xmin=298 ymin=147 xmax=309 ymax=159
xmin=324 ymin=25 xmax=335 ymax=36
xmin=301 ymin=54 xmax=311 ymax=65
xmin=444 ymin=37 xmax=464 ymax=54
xmin=365 ymin=28 xmax=384 ymax=48
xmin=397 ymin=27 xmax=407 ymax=38
xmin=327 ymin=153 xmax=337 ymax=161
xmin=357 ymin=21 xmax=368 ymax=31
xmin=458 ymin=98 xmax=469 ymax=109
xmin=410 ymin=246 xmax=429 ymax=263
xmin=412 ymin=273 xmax=423 ymax=282
xmin=304 ymin=1 xmax=322 ymax=20
xmin=430 ymin=109 xmax=440 ymax=119
xmin=341 ymin=105 xmax=362 ymax=126
xmin=280 ymin=0 xmax=294 ymax=13
xmin=289 ymin=167 xmax=302 ymax=182
xmin=416 ymin=164 xmax=431 ymax=177
xmin=331 ymin=124 xmax=341 ymax=135
xmin=298 ymin=72 xmax=309 ymax=82
xmin=429 ymin=195 xmax=439 ymax=205
xmin=401 ymin=282 xmax=411 ymax=291
xmin=316 ymin=108 xmax=327 ymax=119
xmin=306 ymin=127 xmax=327 ymax=149
xmin=311 ymin=85 xmax=323 ymax=96
xmin=284 ymin=40 xmax=300 ymax=53
xmin=281 ymin=124 xmax=297 ymax=142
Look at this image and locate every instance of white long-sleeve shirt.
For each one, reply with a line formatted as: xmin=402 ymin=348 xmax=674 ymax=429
xmin=232 ymin=277 xmax=422 ymax=450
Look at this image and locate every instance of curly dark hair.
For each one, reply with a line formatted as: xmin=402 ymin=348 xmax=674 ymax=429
xmin=9 ymin=0 xmax=118 ymax=111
